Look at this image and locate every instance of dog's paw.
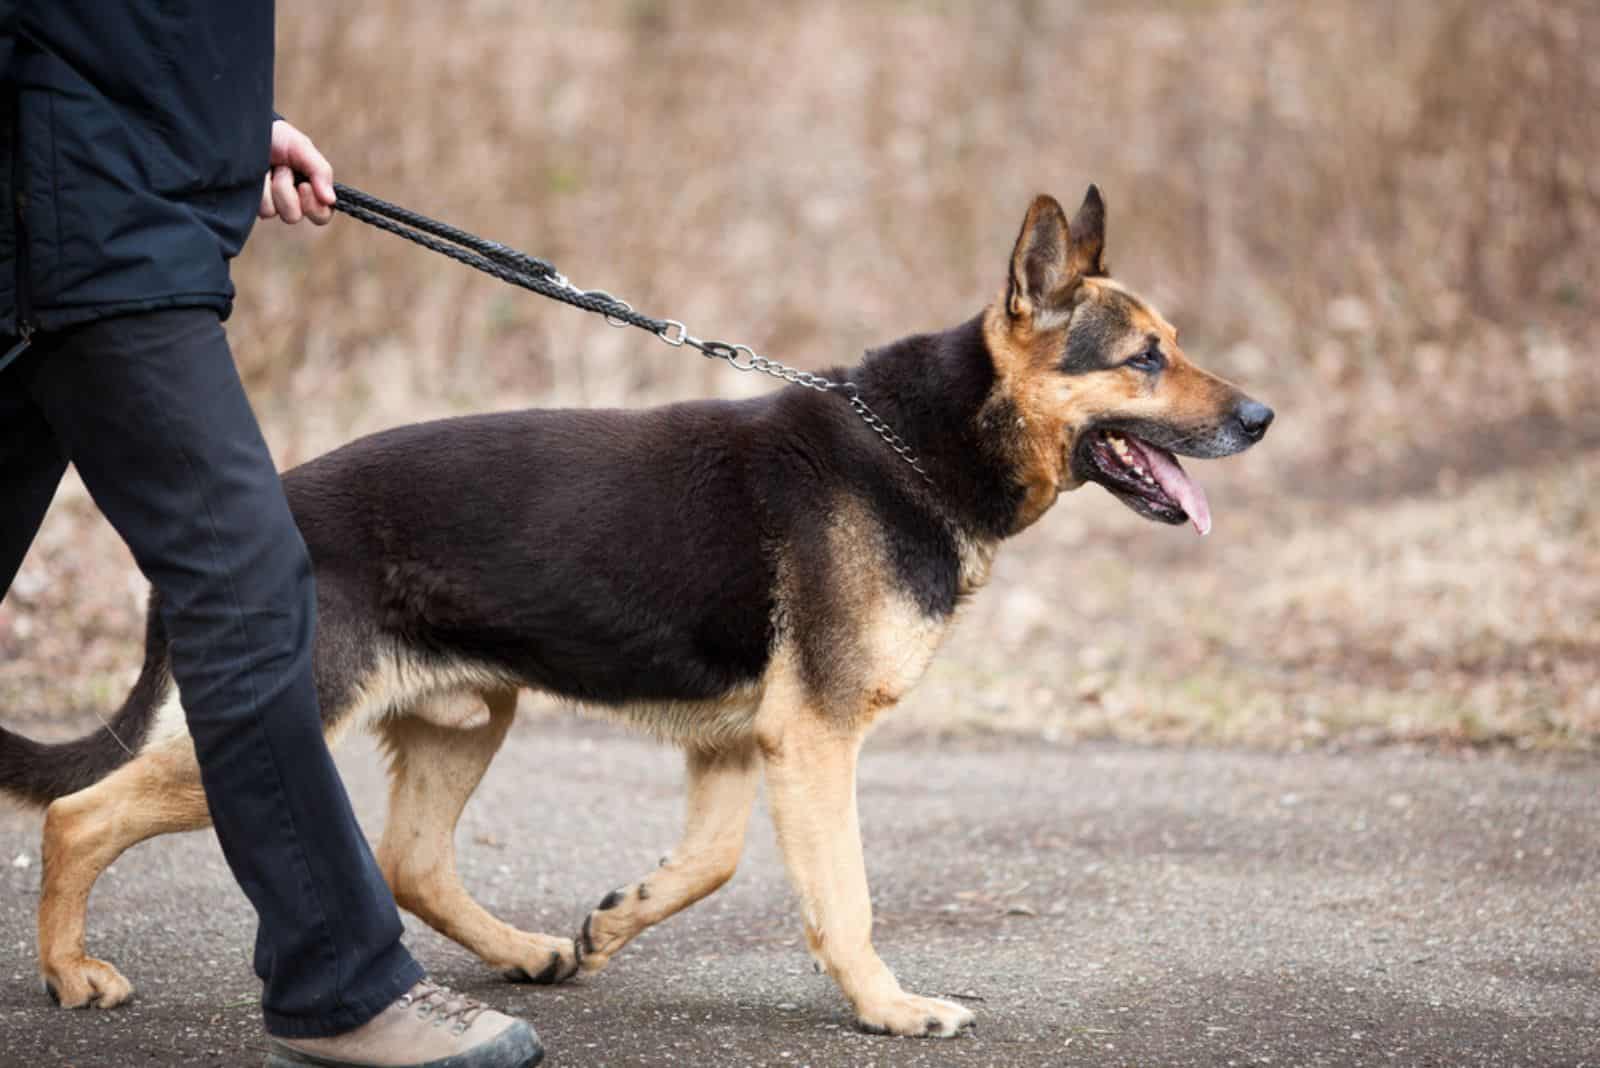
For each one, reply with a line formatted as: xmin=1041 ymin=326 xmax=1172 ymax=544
xmin=501 ymin=937 xmax=580 ymax=985
xmin=855 ymin=993 xmax=975 ymax=1038
xmin=574 ymin=887 xmax=635 ymax=975
xmin=41 ymin=956 xmax=133 ymax=1009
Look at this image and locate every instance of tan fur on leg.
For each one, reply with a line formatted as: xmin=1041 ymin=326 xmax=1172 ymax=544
xmin=578 ymin=742 xmax=761 ymax=974
xmin=38 ymin=740 xmax=211 ymax=1009
xmin=411 ymin=692 xmax=492 ymax=732
xmin=376 ymin=691 xmax=577 ymax=984
xmin=756 ymin=665 xmax=974 ymax=1038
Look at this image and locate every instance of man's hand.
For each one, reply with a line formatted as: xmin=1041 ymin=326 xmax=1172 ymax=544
xmin=260 ymin=120 xmax=336 ymax=226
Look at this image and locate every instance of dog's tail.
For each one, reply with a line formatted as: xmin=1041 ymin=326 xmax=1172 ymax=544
xmin=0 ymin=606 xmax=168 ymax=809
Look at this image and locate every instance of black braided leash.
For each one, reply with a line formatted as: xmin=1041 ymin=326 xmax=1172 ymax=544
xmin=321 ymin=180 xmax=933 ymax=484
xmin=330 ymin=183 xmax=671 ymax=333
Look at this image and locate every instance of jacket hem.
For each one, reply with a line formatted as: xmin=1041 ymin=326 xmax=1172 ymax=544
xmin=30 ymin=293 xmax=237 ymax=333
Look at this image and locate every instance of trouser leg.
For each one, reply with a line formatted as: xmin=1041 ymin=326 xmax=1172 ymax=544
xmin=0 ymin=344 xmax=68 ymax=594
xmin=25 ymin=310 xmax=422 ymax=1038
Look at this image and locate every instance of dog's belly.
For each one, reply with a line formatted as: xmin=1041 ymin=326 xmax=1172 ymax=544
xmin=575 ymin=678 xmax=767 ymax=745
xmin=142 ymin=640 xmax=766 ymax=755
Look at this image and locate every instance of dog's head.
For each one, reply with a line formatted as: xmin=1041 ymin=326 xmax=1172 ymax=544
xmin=984 ymin=187 xmax=1273 ymax=535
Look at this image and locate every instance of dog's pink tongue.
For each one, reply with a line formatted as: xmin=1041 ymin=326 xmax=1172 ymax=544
xmin=1143 ymin=444 xmax=1212 ymax=536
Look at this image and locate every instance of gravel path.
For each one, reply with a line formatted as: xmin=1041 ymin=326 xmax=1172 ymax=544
xmin=1 ymin=721 xmax=1596 ymax=1067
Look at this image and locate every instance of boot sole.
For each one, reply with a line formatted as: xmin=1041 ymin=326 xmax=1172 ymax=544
xmin=264 ymin=1024 xmax=543 ymax=1068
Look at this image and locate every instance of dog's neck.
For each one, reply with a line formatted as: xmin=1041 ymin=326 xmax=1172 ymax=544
xmin=848 ymin=313 xmax=1029 ymax=542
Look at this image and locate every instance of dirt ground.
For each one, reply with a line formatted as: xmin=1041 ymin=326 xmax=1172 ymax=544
xmin=2 ymin=722 xmax=1597 ymax=1068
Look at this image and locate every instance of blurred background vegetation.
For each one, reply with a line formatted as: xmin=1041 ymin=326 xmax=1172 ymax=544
xmin=2 ymin=0 xmax=1595 ymax=749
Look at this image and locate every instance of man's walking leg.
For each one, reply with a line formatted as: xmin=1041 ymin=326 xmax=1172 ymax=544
xmin=0 ymin=348 xmax=69 ymax=594
xmin=26 ymin=311 xmax=422 ymax=1036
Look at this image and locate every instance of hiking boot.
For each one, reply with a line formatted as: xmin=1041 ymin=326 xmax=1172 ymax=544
xmin=264 ymin=980 xmax=543 ymax=1068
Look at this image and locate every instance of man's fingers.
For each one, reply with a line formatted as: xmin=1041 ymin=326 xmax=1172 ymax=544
xmin=304 ymin=157 xmax=336 ymax=209
xmin=287 ymin=136 xmax=336 ymax=209
xmin=299 ymin=182 xmax=333 ymax=226
xmin=265 ymin=120 xmax=336 ymax=225
xmin=271 ymin=166 xmax=303 ymax=224
xmin=259 ymin=174 xmax=278 ymax=219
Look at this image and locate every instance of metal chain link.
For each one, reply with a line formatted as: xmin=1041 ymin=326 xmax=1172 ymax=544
xmin=323 ymin=181 xmax=932 ymax=485
xmin=652 ymin=323 xmax=933 ymax=485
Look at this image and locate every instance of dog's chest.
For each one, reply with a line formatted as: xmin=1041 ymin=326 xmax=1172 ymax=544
xmin=854 ymin=591 xmax=950 ymax=714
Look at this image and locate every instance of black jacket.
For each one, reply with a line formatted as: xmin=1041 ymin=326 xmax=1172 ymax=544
xmin=1 ymin=2 xmax=275 ymax=334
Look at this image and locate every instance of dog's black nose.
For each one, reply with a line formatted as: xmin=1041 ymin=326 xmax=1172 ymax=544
xmin=1234 ymin=399 xmax=1274 ymax=442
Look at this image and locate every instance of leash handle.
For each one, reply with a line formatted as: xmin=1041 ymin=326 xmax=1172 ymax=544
xmin=291 ymin=172 xmax=673 ymax=334
xmin=291 ymin=172 xmax=557 ymax=280
xmin=330 ymin=182 xmax=557 ymax=280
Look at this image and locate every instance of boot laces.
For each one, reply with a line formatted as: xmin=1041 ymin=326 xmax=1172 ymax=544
xmin=400 ymin=979 xmax=489 ymax=1033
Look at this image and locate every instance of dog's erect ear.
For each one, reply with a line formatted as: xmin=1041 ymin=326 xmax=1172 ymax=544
xmin=1008 ymin=194 xmax=1072 ymax=321
xmin=1066 ymin=184 xmax=1107 ymax=281
xmin=1007 ymin=186 xmax=1108 ymax=324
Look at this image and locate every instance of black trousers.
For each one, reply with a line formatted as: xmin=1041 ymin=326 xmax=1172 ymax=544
xmin=0 ymin=309 xmax=422 ymax=1037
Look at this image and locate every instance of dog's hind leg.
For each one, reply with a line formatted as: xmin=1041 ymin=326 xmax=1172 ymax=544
xmin=375 ymin=690 xmax=579 ymax=985
xmin=576 ymin=742 xmax=761 ymax=975
xmin=38 ymin=740 xmax=211 ymax=1009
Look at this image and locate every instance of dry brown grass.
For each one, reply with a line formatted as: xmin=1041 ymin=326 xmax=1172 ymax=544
xmin=2 ymin=0 xmax=1596 ymax=749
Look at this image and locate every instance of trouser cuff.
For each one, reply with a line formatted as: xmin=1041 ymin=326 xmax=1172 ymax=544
xmin=262 ymin=945 xmax=426 ymax=1039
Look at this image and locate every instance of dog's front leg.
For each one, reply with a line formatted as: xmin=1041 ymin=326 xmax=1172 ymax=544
xmin=758 ymin=710 xmax=974 ymax=1038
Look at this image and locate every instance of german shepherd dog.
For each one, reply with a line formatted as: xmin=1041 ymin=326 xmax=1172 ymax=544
xmin=0 ymin=188 xmax=1271 ymax=1037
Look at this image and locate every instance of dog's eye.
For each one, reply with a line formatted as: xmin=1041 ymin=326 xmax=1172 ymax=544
xmin=1126 ymin=347 xmax=1166 ymax=373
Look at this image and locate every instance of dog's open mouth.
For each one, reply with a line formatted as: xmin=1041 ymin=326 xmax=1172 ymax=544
xmin=1077 ymin=428 xmax=1212 ymax=536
